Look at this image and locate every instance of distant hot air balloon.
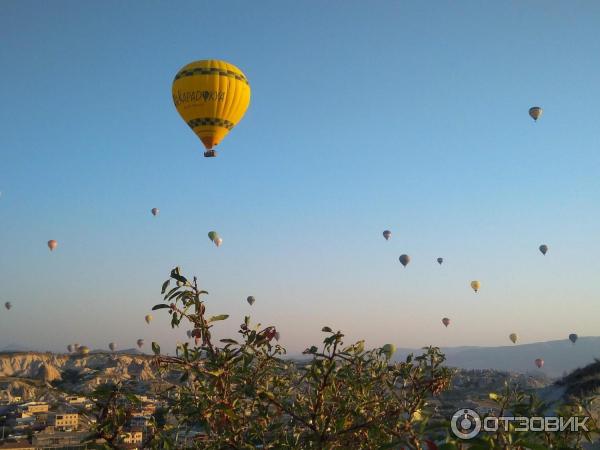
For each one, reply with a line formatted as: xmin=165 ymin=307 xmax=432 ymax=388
xmin=48 ymin=240 xmax=58 ymax=251
xmin=470 ymin=280 xmax=481 ymax=293
xmin=399 ymin=254 xmax=411 ymax=267
xmin=67 ymin=344 xmax=73 ymax=353
xmin=569 ymin=333 xmax=578 ymax=344
xmin=534 ymin=358 xmax=544 ymax=369
xmin=208 ymin=231 xmax=222 ymax=247
xmin=109 ymin=342 xmax=116 ymax=352
xmin=437 ymin=257 xmax=443 ymax=265
xmin=383 ymin=230 xmax=392 ymax=241
xmin=381 ymin=344 xmax=396 ymax=359
xmin=151 ymin=208 xmax=159 ymax=216
xmin=442 ymin=317 xmax=450 ymax=327
xmin=247 ymin=296 xmax=255 ymax=306
xmin=529 ymin=106 xmax=543 ymax=122
xmin=79 ymin=346 xmax=90 ymax=355
xmin=539 ymin=244 xmax=548 ymax=255
xmin=172 ymin=60 xmax=251 ymax=157
xmin=145 ymin=314 xmax=153 ymax=324
xmin=509 ymin=333 xmax=518 ymax=344
xmin=137 ymin=339 xmax=144 ymax=349
xmin=4 ymin=301 xmax=11 ymax=310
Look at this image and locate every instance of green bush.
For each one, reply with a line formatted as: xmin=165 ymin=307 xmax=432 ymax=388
xmin=91 ymin=268 xmax=598 ymax=449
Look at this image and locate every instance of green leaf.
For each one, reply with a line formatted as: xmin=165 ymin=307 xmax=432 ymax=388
xmin=209 ymin=314 xmax=229 ymax=322
xmin=171 ymin=273 xmax=188 ymax=284
xmin=161 ymin=280 xmax=170 ymax=294
xmin=322 ymin=326 xmax=332 ymax=333
xmin=220 ymin=339 xmax=238 ymax=345
xmin=151 ymin=342 xmax=160 ymax=355
xmin=164 ymin=287 xmax=179 ymax=300
xmin=152 ymin=304 xmax=171 ymax=311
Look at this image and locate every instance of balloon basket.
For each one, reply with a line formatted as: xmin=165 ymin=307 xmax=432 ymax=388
xmin=204 ymin=150 xmax=217 ymax=157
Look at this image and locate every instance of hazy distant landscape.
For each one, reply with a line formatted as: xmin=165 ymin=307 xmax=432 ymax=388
xmin=5 ymin=336 xmax=599 ymax=378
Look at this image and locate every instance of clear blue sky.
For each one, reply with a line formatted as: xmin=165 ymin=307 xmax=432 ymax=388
xmin=1 ymin=1 xmax=600 ymax=354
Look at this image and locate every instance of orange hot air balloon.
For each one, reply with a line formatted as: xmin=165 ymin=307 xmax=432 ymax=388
xmin=172 ymin=60 xmax=251 ymax=157
xmin=48 ymin=240 xmax=58 ymax=251
xmin=442 ymin=317 xmax=450 ymax=327
xmin=151 ymin=208 xmax=159 ymax=216
xmin=534 ymin=358 xmax=544 ymax=369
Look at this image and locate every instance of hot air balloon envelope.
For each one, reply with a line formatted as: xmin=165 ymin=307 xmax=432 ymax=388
xmin=437 ymin=257 xmax=443 ymax=265
xmin=399 ymin=254 xmax=411 ymax=267
xmin=4 ymin=302 xmax=11 ymax=310
xmin=247 ymin=296 xmax=255 ymax=306
xmin=382 ymin=344 xmax=396 ymax=359
xmin=442 ymin=318 xmax=450 ymax=327
xmin=172 ymin=60 xmax=251 ymax=157
xmin=48 ymin=240 xmax=58 ymax=251
xmin=535 ymin=358 xmax=544 ymax=368
xmin=539 ymin=244 xmax=548 ymax=255
xmin=509 ymin=333 xmax=518 ymax=344
xmin=529 ymin=106 xmax=543 ymax=121
xmin=470 ymin=280 xmax=481 ymax=293
xmin=383 ymin=230 xmax=391 ymax=240
xmin=151 ymin=208 xmax=159 ymax=216
xmin=569 ymin=333 xmax=578 ymax=344
xmin=145 ymin=314 xmax=153 ymax=324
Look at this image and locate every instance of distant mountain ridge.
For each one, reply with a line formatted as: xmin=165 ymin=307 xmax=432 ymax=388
xmin=291 ymin=337 xmax=600 ymax=378
xmin=394 ymin=336 xmax=600 ymax=378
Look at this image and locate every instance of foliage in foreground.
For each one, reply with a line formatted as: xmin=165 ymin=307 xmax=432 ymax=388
xmin=92 ymin=268 xmax=598 ymax=449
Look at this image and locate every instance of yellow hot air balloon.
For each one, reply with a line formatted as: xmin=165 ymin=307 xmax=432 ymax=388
xmin=509 ymin=333 xmax=518 ymax=344
xmin=172 ymin=60 xmax=251 ymax=157
xmin=470 ymin=280 xmax=480 ymax=293
xmin=145 ymin=314 xmax=153 ymax=325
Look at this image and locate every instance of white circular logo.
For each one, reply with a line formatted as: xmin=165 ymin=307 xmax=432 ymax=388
xmin=451 ymin=408 xmax=481 ymax=439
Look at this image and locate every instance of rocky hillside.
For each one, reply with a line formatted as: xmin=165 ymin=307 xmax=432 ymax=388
xmin=0 ymin=352 xmax=160 ymax=393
